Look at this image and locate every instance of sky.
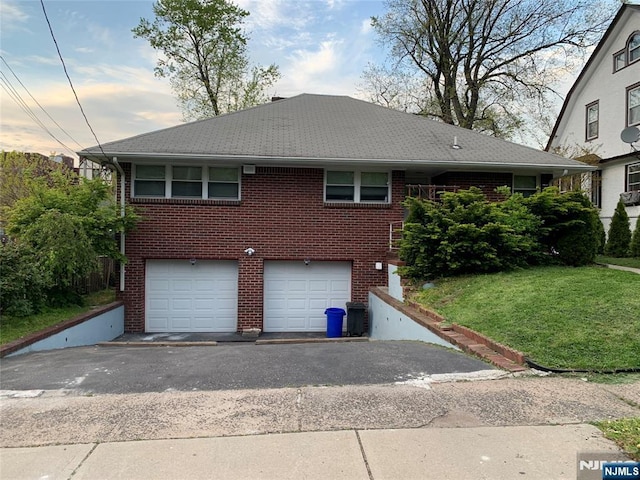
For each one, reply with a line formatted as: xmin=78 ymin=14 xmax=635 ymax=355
xmin=1 ymin=0 xmax=389 ymax=161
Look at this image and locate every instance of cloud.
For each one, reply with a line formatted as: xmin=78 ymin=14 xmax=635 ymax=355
xmin=0 ymin=1 xmax=29 ymax=24
xmin=75 ymin=47 xmax=94 ymax=54
xmin=237 ymin=0 xmax=314 ymax=31
xmin=360 ymin=17 xmax=373 ymax=35
xmin=0 ymin=66 xmax=181 ymax=157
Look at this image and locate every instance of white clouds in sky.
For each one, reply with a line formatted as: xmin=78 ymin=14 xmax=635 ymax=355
xmin=1 ymin=0 xmax=384 ymax=158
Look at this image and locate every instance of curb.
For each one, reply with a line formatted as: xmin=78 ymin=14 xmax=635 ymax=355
xmin=255 ymin=337 xmax=369 ymax=345
xmin=98 ymin=341 xmax=218 ymax=347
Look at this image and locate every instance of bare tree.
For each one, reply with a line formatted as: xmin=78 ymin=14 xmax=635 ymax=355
xmin=363 ymin=0 xmax=616 ymax=138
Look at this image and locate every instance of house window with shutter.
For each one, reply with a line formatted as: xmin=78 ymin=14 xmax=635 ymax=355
xmin=585 ymin=101 xmax=599 ymax=140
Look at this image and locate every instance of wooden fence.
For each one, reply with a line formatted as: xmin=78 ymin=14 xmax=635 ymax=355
xmin=73 ymin=257 xmax=115 ymax=294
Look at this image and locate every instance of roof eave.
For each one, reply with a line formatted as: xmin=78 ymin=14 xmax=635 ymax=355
xmin=78 ymin=150 xmax=595 ymax=173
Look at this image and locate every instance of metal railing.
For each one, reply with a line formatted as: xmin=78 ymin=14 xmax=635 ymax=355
xmin=389 ymin=221 xmax=404 ymax=251
xmin=405 ymin=184 xmax=460 ymax=200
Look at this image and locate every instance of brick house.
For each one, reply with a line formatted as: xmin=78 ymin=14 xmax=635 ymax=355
xmin=79 ymin=94 xmax=592 ymax=334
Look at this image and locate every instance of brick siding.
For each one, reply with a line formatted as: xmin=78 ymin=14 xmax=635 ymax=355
xmin=116 ymin=165 xmax=405 ymax=332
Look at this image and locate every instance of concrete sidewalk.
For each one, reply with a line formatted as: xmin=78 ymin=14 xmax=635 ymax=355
xmin=0 ymin=424 xmax=629 ymax=480
xmin=1 ymin=376 xmax=638 ymax=479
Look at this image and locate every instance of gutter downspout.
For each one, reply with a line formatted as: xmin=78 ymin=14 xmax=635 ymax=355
xmin=111 ymin=157 xmax=126 ymax=292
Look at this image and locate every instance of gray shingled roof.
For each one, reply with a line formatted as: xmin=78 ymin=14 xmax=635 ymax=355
xmin=80 ymin=94 xmax=591 ymax=171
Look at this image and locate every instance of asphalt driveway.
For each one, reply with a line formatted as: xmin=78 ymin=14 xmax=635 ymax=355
xmin=0 ymin=341 xmax=493 ymax=394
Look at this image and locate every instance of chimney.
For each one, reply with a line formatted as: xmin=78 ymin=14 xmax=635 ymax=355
xmin=271 ymin=96 xmax=286 ymax=102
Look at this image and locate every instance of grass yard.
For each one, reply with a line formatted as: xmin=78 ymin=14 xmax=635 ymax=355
xmin=595 ymin=418 xmax=640 ymax=461
xmin=0 ymin=289 xmax=116 ymax=345
xmin=596 ymin=255 xmax=640 ymax=269
xmin=414 ymin=266 xmax=640 ymax=370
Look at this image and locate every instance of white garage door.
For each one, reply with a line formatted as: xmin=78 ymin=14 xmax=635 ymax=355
xmin=264 ymin=261 xmax=351 ymax=332
xmin=146 ymin=260 xmax=238 ymax=332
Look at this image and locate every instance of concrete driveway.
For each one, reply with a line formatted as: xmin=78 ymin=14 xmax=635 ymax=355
xmin=0 ymin=340 xmax=494 ymax=394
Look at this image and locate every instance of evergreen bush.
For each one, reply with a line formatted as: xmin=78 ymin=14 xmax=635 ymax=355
xmin=630 ymin=218 xmax=640 ymax=258
xmin=605 ymin=200 xmax=632 ymax=257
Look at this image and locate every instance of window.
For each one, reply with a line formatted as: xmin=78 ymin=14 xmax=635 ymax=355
xmin=586 ymin=101 xmax=599 ymax=140
xmin=628 ymin=162 xmax=640 ymax=192
xmin=612 ymin=32 xmax=640 ymax=71
xmin=325 ymin=170 xmax=389 ymax=203
xmin=360 ymin=172 xmax=389 ymax=202
xmin=630 ymin=33 xmax=640 ymax=63
xmin=172 ymin=166 xmax=202 ymax=198
xmin=133 ymin=164 xmax=240 ymax=200
xmin=513 ymin=175 xmax=537 ymax=197
xmin=614 ymin=50 xmax=626 ymax=72
xmin=628 ymin=84 xmax=640 ymax=126
xmin=326 ymin=171 xmax=355 ymax=201
xmin=135 ymin=165 xmax=166 ymax=197
xmin=209 ymin=167 xmax=239 ymax=199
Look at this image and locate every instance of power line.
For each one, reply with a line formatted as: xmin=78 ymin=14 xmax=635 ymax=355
xmin=40 ymin=0 xmax=110 ymax=162
xmin=0 ymin=55 xmax=85 ymax=151
xmin=0 ymin=72 xmax=78 ymax=157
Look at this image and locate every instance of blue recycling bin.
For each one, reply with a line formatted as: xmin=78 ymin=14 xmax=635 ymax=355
xmin=325 ymin=307 xmax=346 ymax=338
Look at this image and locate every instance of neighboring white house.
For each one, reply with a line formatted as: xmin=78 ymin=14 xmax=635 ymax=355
xmin=547 ymin=2 xmax=640 ymax=233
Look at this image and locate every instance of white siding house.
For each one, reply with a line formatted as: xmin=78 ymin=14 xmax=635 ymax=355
xmin=547 ymin=3 xmax=640 ymax=233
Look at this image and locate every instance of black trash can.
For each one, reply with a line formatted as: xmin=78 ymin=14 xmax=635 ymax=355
xmin=346 ymin=302 xmax=366 ymax=337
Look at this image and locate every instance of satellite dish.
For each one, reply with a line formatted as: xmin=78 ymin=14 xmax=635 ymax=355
xmin=620 ymin=126 xmax=640 ymax=144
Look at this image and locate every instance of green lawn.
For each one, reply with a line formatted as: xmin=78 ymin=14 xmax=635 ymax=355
xmin=414 ymin=266 xmax=640 ymax=370
xmin=595 ymin=418 xmax=640 ymax=461
xmin=0 ymin=289 xmax=116 ymax=345
xmin=596 ymin=255 xmax=640 ymax=269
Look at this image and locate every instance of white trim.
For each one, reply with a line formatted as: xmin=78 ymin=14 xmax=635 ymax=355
xmin=324 ymin=169 xmax=391 ymax=204
xmin=132 ymin=163 xmax=241 ymax=200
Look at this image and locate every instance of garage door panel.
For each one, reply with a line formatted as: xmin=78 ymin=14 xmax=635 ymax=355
xmin=146 ymin=260 xmax=238 ymax=332
xmin=264 ymin=261 xmax=351 ymax=332
xmin=309 ymin=280 xmax=328 ymax=292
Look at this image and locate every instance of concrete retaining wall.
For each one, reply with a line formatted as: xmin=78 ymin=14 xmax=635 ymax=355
xmin=2 ymin=302 xmax=124 ymax=358
xmin=368 ymin=289 xmax=457 ymax=349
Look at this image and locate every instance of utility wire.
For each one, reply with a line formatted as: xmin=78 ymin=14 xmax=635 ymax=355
xmin=0 ymin=73 xmax=78 ymax=157
xmin=0 ymin=55 xmax=85 ymax=151
xmin=40 ymin=0 xmax=110 ymax=162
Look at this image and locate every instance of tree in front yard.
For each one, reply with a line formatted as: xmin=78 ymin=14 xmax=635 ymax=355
xmin=605 ymin=200 xmax=632 ymax=257
xmin=631 ymin=218 xmax=640 ymax=258
xmin=4 ymin=170 xmax=138 ymax=311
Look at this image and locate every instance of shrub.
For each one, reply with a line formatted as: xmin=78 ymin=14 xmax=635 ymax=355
xmin=524 ymin=188 xmax=600 ymax=266
xmin=631 ymin=218 xmax=640 ymax=258
xmin=0 ymin=240 xmax=51 ymax=316
xmin=399 ymin=188 xmax=540 ymax=279
xmin=605 ymin=200 xmax=632 ymax=257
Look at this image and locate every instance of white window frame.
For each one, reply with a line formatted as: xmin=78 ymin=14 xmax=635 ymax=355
xmin=627 ymin=84 xmax=640 ymax=127
xmin=585 ymin=101 xmax=599 ymax=141
xmin=629 ymin=32 xmax=640 ymax=64
xmin=324 ymin=169 xmax=391 ymax=204
xmin=132 ymin=164 xmax=241 ymax=200
xmin=628 ymin=162 xmax=640 ymax=192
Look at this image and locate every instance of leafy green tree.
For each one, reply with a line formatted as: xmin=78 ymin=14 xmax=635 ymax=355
xmin=628 ymin=217 xmax=639 ymax=258
xmin=133 ymin=0 xmax=280 ymax=120
xmin=6 ymin=170 xmax=138 ymax=307
xmin=364 ymin=0 xmax=613 ymax=138
xmin=605 ymin=200 xmax=632 ymax=257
